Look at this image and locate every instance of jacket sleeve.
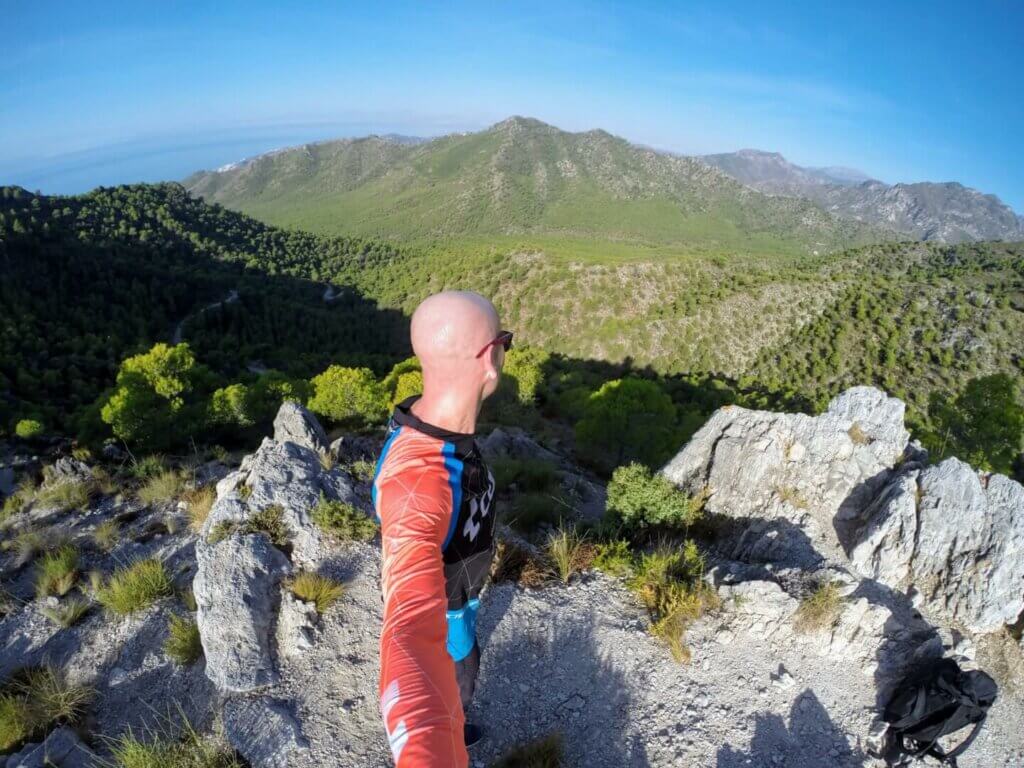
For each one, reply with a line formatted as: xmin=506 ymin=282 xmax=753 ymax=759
xmin=376 ymin=443 xmax=468 ymax=768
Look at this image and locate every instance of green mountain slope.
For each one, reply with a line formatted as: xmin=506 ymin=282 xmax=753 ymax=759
xmin=185 ymin=117 xmax=892 ymax=260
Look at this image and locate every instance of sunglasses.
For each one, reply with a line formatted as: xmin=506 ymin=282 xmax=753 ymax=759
xmin=475 ymin=330 xmax=514 ymax=358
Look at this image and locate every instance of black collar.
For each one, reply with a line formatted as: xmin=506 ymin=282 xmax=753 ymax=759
xmin=392 ymin=396 xmax=477 ymax=454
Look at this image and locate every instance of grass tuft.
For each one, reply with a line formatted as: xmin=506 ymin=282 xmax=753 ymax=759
xmin=34 ymin=480 xmax=93 ymax=513
xmin=96 ymin=559 xmax=173 ymax=615
xmin=183 ymin=486 xmax=216 ymax=533
xmin=93 ymin=519 xmax=121 ymax=552
xmin=310 ymin=494 xmax=377 ymax=541
xmin=490 ymin=540 xmax=551 ymax=588
xmin=793 ymin=581 xmax=843 ymax=633
xmin=245 ymin=505 xmax=289 ymax=547
xmin=545 ymin=527 xmax=594 ymax=584
xmin=165 ymin=615 xmax=203 ymax=665
xmin=0 ymin=692 xmax=31 ymax=751
xmin=34 ymin=544 xmax=79 ymax=598
xmin=130 ymin=455 xmax=166 ymax=480
xmin=775 ymin=484 xmax=808 ymax=510
xmin=491 ymin=732 xmax=564 ymax=768
xmin=110 ymin=727 xmax=242 ymax=768
xmin=848 ymin=423 xmax=871 ymax=445
xmin=40 ymin=596 xmax=91 ymax=628
xmin=138 ymin=470 xmax=186 ymax=506
xmin=287 ymin=571 xmax=344 ymax=613
xmin=4 ymin=529 xmax=46 ymax=568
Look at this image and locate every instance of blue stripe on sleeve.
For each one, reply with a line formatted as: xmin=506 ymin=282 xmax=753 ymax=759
xmin=440 ymin=441 xmax=463 ymax=551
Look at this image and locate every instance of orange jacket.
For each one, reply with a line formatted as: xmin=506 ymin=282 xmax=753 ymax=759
xmin=375 ymin=423 xmax=468 ymax=768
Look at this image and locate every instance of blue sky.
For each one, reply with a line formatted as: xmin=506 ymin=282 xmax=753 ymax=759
xmin=2 ymin=1 xmax=1022 ymax=210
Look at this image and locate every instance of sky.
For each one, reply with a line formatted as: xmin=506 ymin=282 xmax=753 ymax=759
xmin=2 ymin=1 xmax=1022 ymax=211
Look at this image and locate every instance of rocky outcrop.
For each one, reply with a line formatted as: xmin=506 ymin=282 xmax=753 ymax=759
xmin=193 ymin=403 xmax=367 ymax=766
xmin=662 ymin=386 xmax=1024 ymax=635
xmin=4 ymin=727 xmax=97 ymax=768
xmin=851 ymin=457 xmax=1024 ymax=633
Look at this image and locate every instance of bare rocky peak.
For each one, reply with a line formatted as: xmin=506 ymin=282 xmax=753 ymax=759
xmin=702 ymin=149 xmax=1024 ymax=243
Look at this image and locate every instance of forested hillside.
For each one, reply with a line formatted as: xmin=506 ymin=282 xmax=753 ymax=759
xmin=185 ymin=117 xmax=892 ymax=260
xmin=2 ymin=183 xmax=1021 ymax=475
xmin=0 ymin=184 xmax=412 ymax=433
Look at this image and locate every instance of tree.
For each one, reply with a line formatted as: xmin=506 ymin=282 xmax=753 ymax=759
xmin=307 ymin=365 xmax=387 ymax=427
xmin=574 ymin=377 xmax=679 ymax=474
xmin=208 ymin=383 xmax=253 ymax=428
xmin=498 ymin=346 xmax=549 ymax=406
xmin=100 ymin=343 xmax=206 ymax=450
xmin=382 ymin=357 xmax=422 ymax=410
xmin=15 ymin=418 xmax=44 ymax=440
xmin=927 ymin=373 xmax=1024 ymax=474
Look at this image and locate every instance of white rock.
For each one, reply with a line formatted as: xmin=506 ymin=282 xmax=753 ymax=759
xmin=273 ymin=401 xmax=331 ymax=455
xmin=224 ymin=696 xmax=309 ymax=768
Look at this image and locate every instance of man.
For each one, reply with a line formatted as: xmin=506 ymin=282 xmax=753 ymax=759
xmin=373 ymin=291 xmax=511 ymax=767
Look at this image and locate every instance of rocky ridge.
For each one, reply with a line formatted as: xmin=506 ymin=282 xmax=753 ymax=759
xmin=2 ymin=393 xmax=1023 ymax=767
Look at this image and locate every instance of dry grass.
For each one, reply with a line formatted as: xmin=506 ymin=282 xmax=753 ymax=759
xmin=34 ymin=480 xmax=93 ymax=513
xmin=93 ymin=519 xmax=121 ymax=552
xmin=40 ymin=596 xmax=91 ymax=628
xmin=287 ymin=572 xmax=345 ymax=613
xmin=793 ymin=582 xmax=843 ymax=633
xmin=848 ymin=423 xmax=871 ymax=445
xmin=137 ymin=471 xmax=186 ymax=506
xmin=34 ymin=544 xmax=79 ymax=598
xmin=183 ymin=486 xmax=216 ymax=533
xmin=775 ymin=484 xmax=808 ymax=510
xmin=545 ymin=527 xmax=595 ymax=584
xmin=491 ymin=540 xmax=551 ymax=588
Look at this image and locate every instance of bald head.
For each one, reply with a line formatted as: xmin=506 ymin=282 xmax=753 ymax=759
xmin=409 ymin=292 xmax=504 ymax=423
xmin=411 ymin=291 xmax=500 ymax=367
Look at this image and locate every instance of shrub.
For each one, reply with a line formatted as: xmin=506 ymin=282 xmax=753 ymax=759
xmin=287 ymin=572 xmax=345 ymax=613
xmin=629 ymin=541 xmax=716 ymax=662
xmin=14 ymin=419 xmax=44 ymax=440
xmin=592 ymin=539 xmax=633 ymax=577
xmin=131 ymin=454 xmax=167 ymax=480
xmin=491 ymin=732 xmax=564 ymax=768
xmin=498 ymin=346 xmax=550 ymax=406
xmin=96 ymin=559 xmax=173 ymax=615
xmin=311 ymin=495 xmax=378 ymax=541
xmin=93 ymin=520 xmax=121 ymax=552
xmin=138 ymin=470 xmax=186 ymax=506
xmin=165 ymin=615 xmax=203 ymax=665
xmin=545 ymin=527 xmax=594 ymax=584
xmin=183 ymin=486 xmax=216 ymax=533
xmin=491 ymin=458 xmax=559 ymax=493
xmin=793 ymin=582 xmax=843 ymax=633
xmin=574 ymin=378 xmax=680 ymax=474
xmin=606 ymin=463 xmax=702 ymax=530
xmin=34 ymin=544 xmax=79 ymax=598
xmin=40 ymin=596 xmax=91 ymax=628
xmin=307 ymin=365 xmax=387 ymax=427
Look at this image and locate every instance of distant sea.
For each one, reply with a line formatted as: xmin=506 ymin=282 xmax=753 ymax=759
xmin=0 ymin=123 xmax=436 ymax=195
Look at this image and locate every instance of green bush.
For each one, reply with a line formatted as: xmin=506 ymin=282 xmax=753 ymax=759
xmin=592 ymin=539 xmax=633 ymax=577
xmin=96 ymin=559 xmax=173 ymax=615
xmin=499 ymin=346 xmax=550 ymax=406
xmin=14 ymin=419 xmax=44 ymax=440
xmin=606 ymin=463 xmax=702 ymax=530
xmin=100 ymin=343 xmax=209 ymax=451
xmin=307 ymin=365 xmax=387 ymax=427
xmin=574 ymin=378 xmax=680 ymax=474
xmin=311 ymin=494 xmax=378 ymax=541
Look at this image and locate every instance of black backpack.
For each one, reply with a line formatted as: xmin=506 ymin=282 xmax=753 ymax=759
xmin=882 ymin=657 xmax=998 ymax=766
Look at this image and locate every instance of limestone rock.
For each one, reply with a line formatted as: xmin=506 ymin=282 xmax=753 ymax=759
xmin=480 ymin=427 xmax=561 ymax=465
xmin=5 ymin=726 xmax=98 ymax=768
xmin=853 ymin=458 xmax=1024 ymax=633
xmin=194 ymin=534 xmax=290 ymax=694
xmin=44 ymin=457 xmax=93 ymax=486
xmin=224 ymin=697 xmax=309 ymax=768
xmin=718 ymin=580 xmax=797 ymax=641
xmin=661 ymin=387 xmax=910 ymax=568
xmin=273 ymin=402 xmax=331 ymax=456
xmin=276 ymin=592 xmax=317 ymax=658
